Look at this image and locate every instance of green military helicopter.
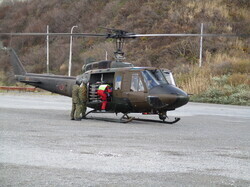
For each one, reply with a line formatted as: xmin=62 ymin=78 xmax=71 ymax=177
xmin=1 ymin=29 xmax=246 ymax=123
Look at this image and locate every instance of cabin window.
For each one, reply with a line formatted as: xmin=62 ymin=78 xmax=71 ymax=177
xmin=142 ymin=70 xmax=160 ymax=89
xmin=130 ymin=73 xmax=144 ymax=92
xmin=115 ymin=75 xmax=122 ymax=90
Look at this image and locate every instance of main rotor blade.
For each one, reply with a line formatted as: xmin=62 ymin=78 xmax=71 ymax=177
xmin=1 ymin=32 xmax=249 ymax=38
xmin=0 ymin=33 xmax=107 ymax=37
xmin=131 ymin=33 xmax=249 ymax=38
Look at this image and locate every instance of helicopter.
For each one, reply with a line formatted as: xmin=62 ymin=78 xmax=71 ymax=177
xmin=1 ymin=29 xmax=247 ymax=123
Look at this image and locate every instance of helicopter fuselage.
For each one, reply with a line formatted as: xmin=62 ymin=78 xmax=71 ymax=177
xmin=82 ymin=66 xmax=189 ymax=114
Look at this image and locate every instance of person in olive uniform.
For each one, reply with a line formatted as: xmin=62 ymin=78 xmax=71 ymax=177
xmin=79 ymin=78 xmax=87 ymax=119
xmin=71 ymin=79 xmax=82 ymax=120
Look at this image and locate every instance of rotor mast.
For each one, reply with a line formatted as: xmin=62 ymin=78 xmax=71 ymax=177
xmin=114 ymin=37 xmax=125 ymax=62
xmin=105 ymin=28 xmax=135 ymax=62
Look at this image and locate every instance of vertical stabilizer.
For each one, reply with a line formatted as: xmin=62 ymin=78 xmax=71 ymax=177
xmin=10 ymin=48 xmax=26 ymax=75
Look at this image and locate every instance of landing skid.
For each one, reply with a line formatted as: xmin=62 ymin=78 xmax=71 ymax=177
xmin=84 ymin=110 xmax=180 ymax=124
xmin=84 ymin=110 xmax=134 ymax=123
xmin=132 ymin=117 xmax=180 ymax=124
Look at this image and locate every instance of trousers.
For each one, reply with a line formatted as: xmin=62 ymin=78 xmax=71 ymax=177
xmin=97 ymin=90 xmax=107 ymax=110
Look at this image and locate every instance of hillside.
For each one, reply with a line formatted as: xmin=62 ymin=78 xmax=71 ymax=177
xmin=0 ymin=0 xmax=249 ymax=105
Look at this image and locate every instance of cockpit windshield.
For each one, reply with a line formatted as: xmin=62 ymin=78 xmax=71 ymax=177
xmin=142 ymin=69 xmax=173 ymax=89
xmin=149 ymin=69 xmax=168 ymax=84
xmin=142 ymin=70 xmax=160 ymax=90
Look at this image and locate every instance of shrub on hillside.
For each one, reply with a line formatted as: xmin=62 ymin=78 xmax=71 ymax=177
xmin=191 ymin=82 xmax=250 ymax=105
xmin=211 ymin=61 xmax=233 ymax=75
xmin=231 ymin=60 xmax=250 ymax=74
xmin=227 ymin=73 xmax=250 ymax=86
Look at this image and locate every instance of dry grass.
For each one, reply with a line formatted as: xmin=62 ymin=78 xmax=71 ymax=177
xmin=176 ymin=65 xmax=212 ymax=94
xmin=186 ymin=0 xmax=230 ymax=19
xmin=175 ymin=48 xmax=250 ymax=97
xmin=227 ymin=73 xmax=250 ymax=86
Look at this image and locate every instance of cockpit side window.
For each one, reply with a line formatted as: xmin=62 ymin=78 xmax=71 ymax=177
xmin=130 ymin=73 xmax=144 ymax=92
xmin=142 ymin=70 xmax=160 ymax=89
xmin=162 ymin=70 xmax=176 ymax=86
xmin=115 ymin=75 xmax=122 ymax=90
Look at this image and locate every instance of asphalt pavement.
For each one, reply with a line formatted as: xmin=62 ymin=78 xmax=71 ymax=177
xmin=0 ymin=93 xmax=250 ymax=186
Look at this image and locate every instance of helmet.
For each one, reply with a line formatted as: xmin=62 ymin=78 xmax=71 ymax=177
xmin=76 ymin=74 xmax=89 ymax=85
xmin=82 ymin=77 xmax=88 ymax=84
xmin=76 ymin=76 xmax=82 ymax=85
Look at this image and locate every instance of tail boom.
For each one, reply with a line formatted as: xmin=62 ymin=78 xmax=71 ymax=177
xmin=9 ymin=48 xmax=76 ymax=97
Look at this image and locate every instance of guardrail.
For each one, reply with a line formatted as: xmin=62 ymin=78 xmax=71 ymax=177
xmin=0 ymin=86 xmax=36 ymax=92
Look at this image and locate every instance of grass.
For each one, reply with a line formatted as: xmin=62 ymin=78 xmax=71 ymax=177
xmin=191 ymin=84 xmax=250 ymax=105
xmin=175 ymin=50 xmax=250 ymax=106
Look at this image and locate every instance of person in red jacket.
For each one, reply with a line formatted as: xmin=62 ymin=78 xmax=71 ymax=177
xmin=97 ymin=84 xmax=112 ymax=111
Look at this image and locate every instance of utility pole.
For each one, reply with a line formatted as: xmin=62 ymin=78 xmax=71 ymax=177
xmin=199 ymin=23 xmax=204 ymax=67
xmin=46 ymin=25 xmax=49 ymax=74
xmin=105 ymin=50 xmax=108 ymax=60
xmin=68 ymin=25 xmax=78 ymax=77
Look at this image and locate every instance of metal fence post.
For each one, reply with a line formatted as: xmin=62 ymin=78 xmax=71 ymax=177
xmin=199 ymin=23 xmax=204 ymax=67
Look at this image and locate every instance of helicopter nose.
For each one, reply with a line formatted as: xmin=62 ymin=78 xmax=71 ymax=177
xmin=165 ymin=85 xmax=189 ymax=109
xmin=149 ymin=84 xmax=189 ymax=109
xmin=173 ymin=92 xmax=189 ymax=108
